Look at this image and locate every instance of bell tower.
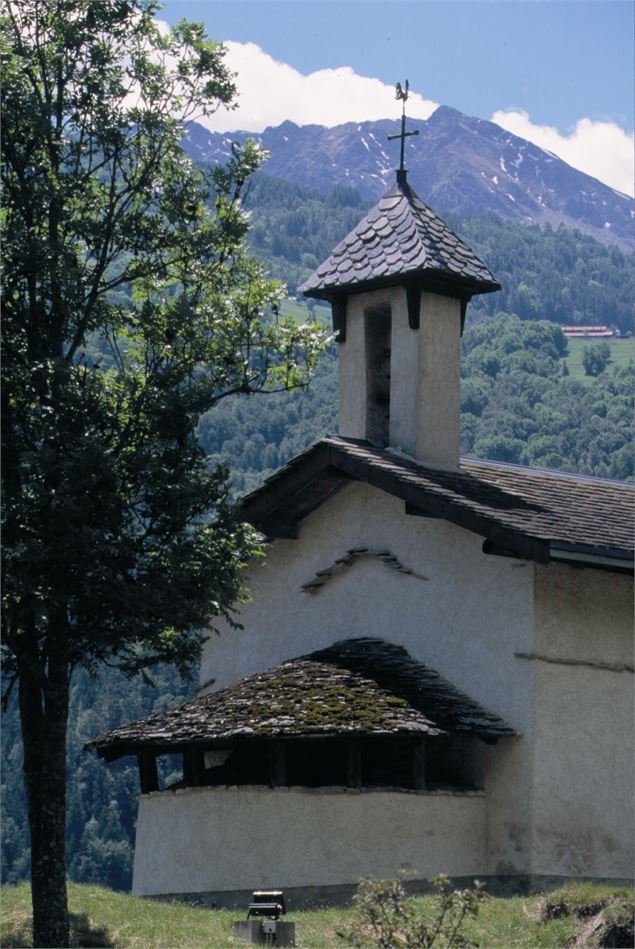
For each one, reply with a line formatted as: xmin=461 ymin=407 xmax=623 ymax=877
xmin=300 ymin=82 xmax=500 ymax=468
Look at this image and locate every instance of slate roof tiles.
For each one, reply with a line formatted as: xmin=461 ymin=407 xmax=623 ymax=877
xmin=300 ymin=177 xmax=500 ymax=297
xmin=87 ymin=638 xmax=515 ymax=758
xmin=240 ymin=437 xmax=635 ymax=562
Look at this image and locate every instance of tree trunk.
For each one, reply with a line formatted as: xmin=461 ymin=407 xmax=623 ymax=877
xmin=18 ymin=644 xmax=70 ymax=948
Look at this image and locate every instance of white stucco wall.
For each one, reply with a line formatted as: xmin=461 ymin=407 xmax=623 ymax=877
xmin=415 ymin=293 xmax=461 ymax=466
xmin=196 ymin=482 xmax=535 ymax=882
xmin=201 ymin=483 xmax=534 ymax=732
xmin=530 ymin=565 xmax=634 ymax=880
xmin=133 ymin=786 xmax=486 ymax=896
xmin=337 ymin=287 xmax=461 ymax=464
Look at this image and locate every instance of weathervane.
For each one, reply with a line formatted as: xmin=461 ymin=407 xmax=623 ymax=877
xmin=388 ymin=80 xmax=419 ymax=176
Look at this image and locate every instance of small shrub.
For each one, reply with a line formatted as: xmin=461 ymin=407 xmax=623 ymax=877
xmin=340 ymin=873 xmax=487 ymax=948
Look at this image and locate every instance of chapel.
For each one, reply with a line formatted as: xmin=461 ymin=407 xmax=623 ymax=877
xmin=89 ymin=119 xmax=634 ymax=907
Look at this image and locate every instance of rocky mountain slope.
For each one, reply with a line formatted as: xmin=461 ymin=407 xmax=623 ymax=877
xmin=185 ymin=106 xmax=634 ymax=250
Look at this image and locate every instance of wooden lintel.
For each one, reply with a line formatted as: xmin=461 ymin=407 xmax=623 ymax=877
xmin=241 ymin=442 xmax=333 ymax=525
xmin=405 ymin=502 xmax=435 ymax=518
xmin=412 ymin=736 xmax=426 ymax=790
xmin=482 ymin=539 xmax=523 ymax=560
xmin=137 ymin=752 xmax=158 ymax=794
xmin=346 ymin=740 xmax=362 ymax=788
xmin=331 ymin=298 xmax=348 ymax=343
xmin=406 ymin=284 xmax=420 ymax=329
xmin=270 ymin=740 xmax=286 ymax=788
xmin=262 ymin=521 xmax=299 ymax=540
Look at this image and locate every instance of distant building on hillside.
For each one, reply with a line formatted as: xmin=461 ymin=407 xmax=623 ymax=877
xmin=561 ymin=324 xmax=620 ymax=339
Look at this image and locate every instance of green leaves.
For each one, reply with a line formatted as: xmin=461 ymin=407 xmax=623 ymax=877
xmin=341 ymin=873 xmax=488 ymax=948
xmin=582 ymin=341 xmax=612 ymax=377
xmin=1 ymin=0 xmax=329 ymax=677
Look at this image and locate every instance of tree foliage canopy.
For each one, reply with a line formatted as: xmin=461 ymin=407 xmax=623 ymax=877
xmin=2 ymin=0 xmax=326 ymax=681
xmin=582 ymin=342 xmax=612 ymax=377
xmin=1 ymin=3 xmax=326 ymax=944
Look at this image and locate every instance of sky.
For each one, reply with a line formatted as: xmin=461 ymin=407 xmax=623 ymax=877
xmin=159 ymin=1 xmax=634 ymax=195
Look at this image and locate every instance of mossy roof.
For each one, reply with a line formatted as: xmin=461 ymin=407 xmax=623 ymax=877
xmin=87 ymin=638 xmax=515 ymax=760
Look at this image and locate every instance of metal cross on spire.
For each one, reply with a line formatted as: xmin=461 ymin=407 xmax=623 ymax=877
xmin=388 ymin=80 xmax=419 ymax=180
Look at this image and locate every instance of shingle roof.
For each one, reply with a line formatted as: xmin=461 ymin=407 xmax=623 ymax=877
xmin=299 ymin=175 xmax=500 ymax=299
xmin=87 ymin=638 xmax=516 ymax=759
xmin=240 ymin=437 xmax=635 ymax=565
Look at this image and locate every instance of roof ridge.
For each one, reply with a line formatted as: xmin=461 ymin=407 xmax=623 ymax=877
xmin=462 ymin=455 xmax=635 ymax=489
xmin=323 ymin=435 xmax=635 ymax=489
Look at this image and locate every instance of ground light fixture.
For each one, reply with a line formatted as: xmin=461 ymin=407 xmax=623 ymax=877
xmin=233 ymin=890 xmax=295 ymax=946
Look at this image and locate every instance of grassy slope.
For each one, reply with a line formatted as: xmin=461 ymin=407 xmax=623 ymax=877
xmin=280 ymin=296 xmax=331 ymax=324
xmin=2 ymin=882 xmax=632 ymax=948
xmin=564 ymin=337 xmax=634 ymax=381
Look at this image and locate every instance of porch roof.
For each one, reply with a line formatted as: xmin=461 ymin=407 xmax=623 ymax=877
xmin=87 ymin=638 xmax=516 ymax=761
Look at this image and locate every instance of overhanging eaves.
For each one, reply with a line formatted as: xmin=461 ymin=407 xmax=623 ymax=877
xmin=240 ymin=441 xmax=551 ymax=565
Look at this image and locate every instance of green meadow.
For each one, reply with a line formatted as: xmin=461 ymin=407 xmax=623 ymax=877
xmin=1 ymin=881 xmax=632 ymax=948
xmin=563 ymin=337 xmax=634 ymax=381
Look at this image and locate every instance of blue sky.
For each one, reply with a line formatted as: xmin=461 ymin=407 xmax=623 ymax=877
xmin=159 ymin=1 xmax=634 ymax=193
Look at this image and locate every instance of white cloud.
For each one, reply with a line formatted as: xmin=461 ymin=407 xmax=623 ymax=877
xmin=198 ymin=41 xmax=439 ymax=131
xmin=491 ymin=109 xmax=634 ymax=197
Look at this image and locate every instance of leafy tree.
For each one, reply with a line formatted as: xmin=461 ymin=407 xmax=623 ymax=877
xmin=582 ymin=341 xmax=612 ymax=376
xmin=1 ymin=2 xmax=326 ymax=945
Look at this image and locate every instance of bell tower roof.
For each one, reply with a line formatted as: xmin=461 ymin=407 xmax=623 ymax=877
xmin=300 ymin=172 xmax=500 ymax=301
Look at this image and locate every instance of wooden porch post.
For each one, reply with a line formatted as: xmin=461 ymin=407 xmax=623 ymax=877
xmin=137 ymin=752 xmax=158 ymax=794
xmin=270 ymin=741 xmax=287 ymax=787
xmin=346 ymin=739 xmax=362 ymax=788
xmin=412 ymin=736 xmax=426 ymax=790
xmin=183 ymin=747 xmax=204 ymax=787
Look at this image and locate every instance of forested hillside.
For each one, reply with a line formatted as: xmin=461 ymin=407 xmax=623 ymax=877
xmin=199 ymin=313 xmax=634 ymax=491
xmin=2 ymin=174 xmax=633 ymax=893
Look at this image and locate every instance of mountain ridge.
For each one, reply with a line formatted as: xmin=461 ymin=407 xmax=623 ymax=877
xmin=185 ymin=106 xmax=634 ymax=250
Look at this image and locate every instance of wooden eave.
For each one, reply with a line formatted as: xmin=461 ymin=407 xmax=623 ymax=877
xmin=241 ymin=441 xmax=550 ymax=564
xmin=304 ymin=269 xmax=501 ymax=305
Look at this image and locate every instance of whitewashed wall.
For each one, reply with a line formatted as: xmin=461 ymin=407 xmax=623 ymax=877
xmin=135 ymin=481 xmax=633 ymax=898
xmin=133 ymin=786 xmax=486 ymax=896
xmin=530 ymin=564 xmax=634 ymax=880
xmin=338 ymin=287 xmax=462 ymax=465
xmin=201 ymin=483 xmax=534 ymax=729
xmin=197 ymin=482 xmax=535 ymax=883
